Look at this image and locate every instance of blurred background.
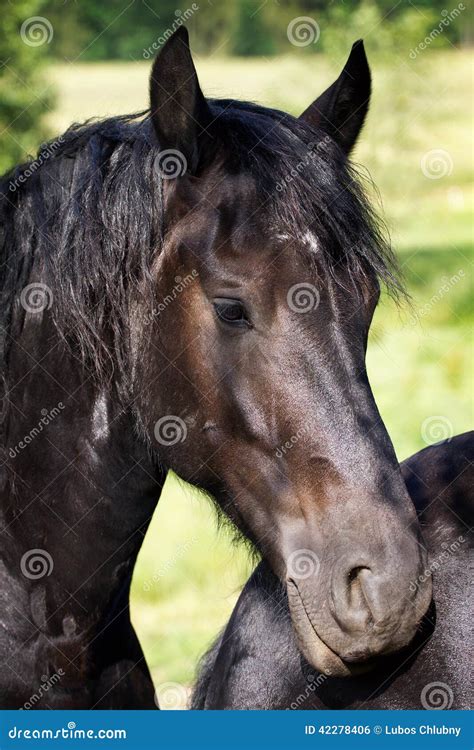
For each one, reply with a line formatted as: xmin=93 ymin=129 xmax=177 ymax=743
xmin=1 ymin=0 xmax=472 ymax=706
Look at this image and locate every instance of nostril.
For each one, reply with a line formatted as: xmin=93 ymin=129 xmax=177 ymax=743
xmin=348 ymin=566 xmax=369 ymax=584
xmin=331 ymin=563 xmax=375 ymax=632
xmin=351 ymin=567 xmax=396 ymax=631
xmin=347 ymin=566 xmax=372 ymax=617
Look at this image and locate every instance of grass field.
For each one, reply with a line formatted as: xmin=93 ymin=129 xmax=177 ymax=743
xmin=48 ymin=49 xmax=473 ymax=702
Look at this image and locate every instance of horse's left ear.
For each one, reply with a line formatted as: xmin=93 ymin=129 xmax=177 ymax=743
xmin=149 ymin=26 xmax=211 ymax=173
xmin=299 ymin=40 xmax=371 ymax=155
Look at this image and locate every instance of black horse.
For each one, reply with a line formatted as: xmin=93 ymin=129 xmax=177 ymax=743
xmin=192 ymin=433 xmax=473 ymax=709
xmin=0 ymin=28 xmax=431 ymax=708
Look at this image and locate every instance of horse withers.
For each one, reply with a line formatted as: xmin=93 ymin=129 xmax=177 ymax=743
xmin=192 ymin=433 xmax=473 ymax=709
xmin=0 ymin=28 xmax=430 ymax=707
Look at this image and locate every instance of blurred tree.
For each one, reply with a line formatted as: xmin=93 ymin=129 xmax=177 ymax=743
xmin=189 ymin=1 xmax=237 ymax=56
xmin=44 ymin=0 xmax=183 ymax=62
xmin=0 ymin=0 xmax=54 ymax=174
xmin=37 ymin=0 xmax=473 ymax=61
xmin=232 ymin=0 xmax=275 ymax=56
xmin=320 ymin=0 xmax=450 ymax=59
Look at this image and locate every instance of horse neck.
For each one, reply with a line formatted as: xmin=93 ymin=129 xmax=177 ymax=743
xmin=1 ymin=315 xmax=164 ymax=638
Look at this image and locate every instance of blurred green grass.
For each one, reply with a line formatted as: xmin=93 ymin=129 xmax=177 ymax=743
xmin=48 ymin=49 xmax=473 ymax=693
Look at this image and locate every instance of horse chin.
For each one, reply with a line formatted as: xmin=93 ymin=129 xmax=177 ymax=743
xmin=287 ymin=580 xmax=373 ymax=678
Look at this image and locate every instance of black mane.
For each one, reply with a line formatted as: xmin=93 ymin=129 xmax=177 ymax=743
xmin=0 ymin=112 xmax=160 ymax=383
xmin=0 ymin=99 xmax=403 ymax=384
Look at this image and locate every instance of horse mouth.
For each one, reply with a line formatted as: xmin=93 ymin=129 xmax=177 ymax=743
xmin=287 ymin=579 xmax=376 ymax=678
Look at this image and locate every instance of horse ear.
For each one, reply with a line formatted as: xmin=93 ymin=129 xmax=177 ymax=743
xmin=149 ymin=26 xmax=211 ymax=174
xmin=299 ymin=40 xmax=371 ymax=155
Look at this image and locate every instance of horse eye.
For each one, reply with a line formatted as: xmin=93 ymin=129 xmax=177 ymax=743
xmin=213 ymin=298 xmax=251 ymax=329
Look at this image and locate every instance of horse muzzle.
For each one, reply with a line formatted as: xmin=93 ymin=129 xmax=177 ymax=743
xmin=285 ymin=541 xmax=433 ymax=677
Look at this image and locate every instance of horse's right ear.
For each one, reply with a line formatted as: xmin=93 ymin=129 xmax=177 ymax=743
xmin=149 ymin=27 xmax=211 ymax=174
